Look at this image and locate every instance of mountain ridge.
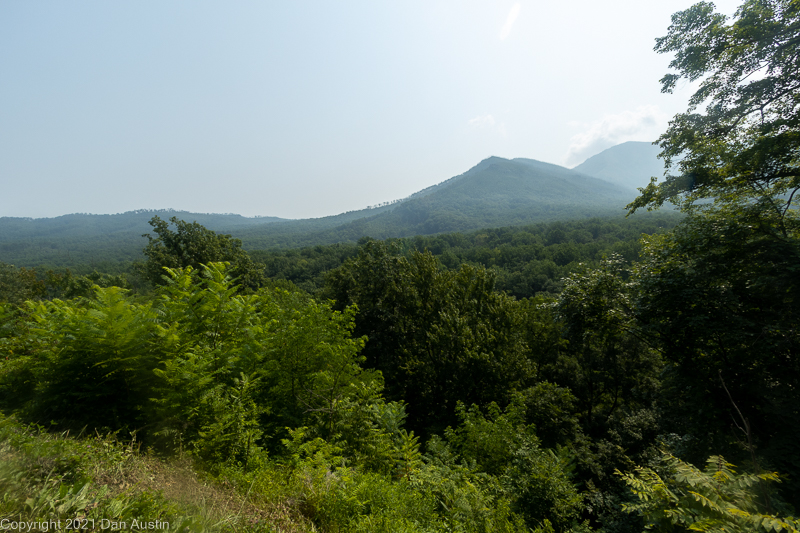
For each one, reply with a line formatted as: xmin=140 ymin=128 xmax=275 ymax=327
xmin=572 ymin=141 xmax=665 ymax=190
xmin=1 ymin=142 xmax=661 ymax=267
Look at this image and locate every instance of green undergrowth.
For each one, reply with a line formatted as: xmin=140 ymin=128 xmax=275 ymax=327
xmin=0 ymin=415 xmax=556 ymax=533
xmin=0 ymin=415 xmax=302 ymax=532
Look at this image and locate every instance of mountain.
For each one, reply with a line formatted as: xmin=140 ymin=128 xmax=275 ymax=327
xmin=230 ymin=156 xmax=636 ymax=249
xmin=572 ymin=141 xmax=665 ymax=191
xmin=0 ymin=210 xmax=285 ymax=241
xmin=0 ymin=210 xmax=286 ymax=269
xmin=0 ymin=149 xmax=647 ymax=268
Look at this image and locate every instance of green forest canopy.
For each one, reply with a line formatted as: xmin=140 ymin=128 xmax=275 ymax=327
xmin=1 ymin=1 xmax=800 ymax=531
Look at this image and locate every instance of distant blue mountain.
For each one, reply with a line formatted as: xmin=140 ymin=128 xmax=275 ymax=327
xmin=231 ymin=155 xmax=637 ymax=248
xmin=1 ymin=143 xmax=658 ymax=266
xmin=572 ymin=141 xmax=665 ymax=191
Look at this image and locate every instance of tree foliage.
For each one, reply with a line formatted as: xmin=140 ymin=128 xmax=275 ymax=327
xmin=630 ymin=0 xmax=800 ymax=219
xmin=140 ymin=216 xmax=266 ymax=291
xmin=619 ymin=453 xmax=798 ymax=533
xmin=445 ymin=401 xmax=585 ymax=531
xmin=21 ymin=287 xmax=160 ymax=431
xmin=0 ymin=263 xmax=45 ymax=305
xmin=254 ymin=215 xmax=680 ymax=298
xmin=555 ymin=256 xmax=661 ymax=439
xmin=632 ymin=203 xmax=800 ymax=499
xmin=622 ymin=0 xmax=800 ymax=511
xmin=325 ymin=241 xmax=531 ymax=435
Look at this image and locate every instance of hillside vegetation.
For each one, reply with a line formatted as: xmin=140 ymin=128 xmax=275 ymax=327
xmin=251 ymin=213 xmax=681 ymax=297
xmin=3 ymin=0 xmax=800 ymax=529
xmin=1 ymin=198 xmax=798 ymax=532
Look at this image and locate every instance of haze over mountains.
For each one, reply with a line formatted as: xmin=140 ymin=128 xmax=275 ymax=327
xmin=1 ymin=142 xmax=667 ymax=268
xmin=573 ymin=141 xmax=665 ymax=190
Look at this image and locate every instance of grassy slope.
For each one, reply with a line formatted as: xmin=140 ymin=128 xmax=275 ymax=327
xmin=0 ymin=414 xmax=527 ymax=533
xmin=0 ymin=415 xmax=310 ymax=532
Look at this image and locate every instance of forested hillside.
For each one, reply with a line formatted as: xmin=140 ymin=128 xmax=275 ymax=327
xmin=2 ymin=1 xmax=800 ymax=531
xmin=0 ymin=144 xmax=656 ymax=268
xmin=251 ymin=213 xmax=681 ymax=297
xmin=1 ymin=200 xmax=796 ymax=531
xmin=218 ymin=156 xmax=637 ymax=249
xmin=0 ymin=209 xmax=285 ymax=270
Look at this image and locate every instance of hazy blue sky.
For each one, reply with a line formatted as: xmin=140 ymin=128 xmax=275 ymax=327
xmin=1 ymin=1 xmax=741 ymax=219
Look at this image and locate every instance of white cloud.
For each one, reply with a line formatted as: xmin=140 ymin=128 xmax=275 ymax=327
xmin=468 ymin=114 xmax=507 ymax=137
xmin=499 ymin=3 xmax=521 ymax=40
xmin=469 ymin=114 xmax=496 ymax=128
xmin=563 ymin=106 xmax=669 ymax=167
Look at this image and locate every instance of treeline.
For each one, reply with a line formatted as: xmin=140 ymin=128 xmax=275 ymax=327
xmin=0 ymin=213 xmax=681 ymax=303
xmin=252 ymin=213 xmax=681 ymax=297
xmin=233 ymin=198 xmax=630 ymax=251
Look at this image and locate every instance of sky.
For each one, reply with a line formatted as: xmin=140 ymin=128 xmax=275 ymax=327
xmin=0 ymin=0 xmax=743 ymax=220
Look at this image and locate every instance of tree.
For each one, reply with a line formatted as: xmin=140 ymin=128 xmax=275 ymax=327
xmin=0 ymin=263 xmax=44 ymax=305
xmin=140 ymin=216 xmax=266 ymax=291
xmin=22 ymin=286 xmax=161 ymax=431
xmin=325 ymin=241 xmax=531 ymax=435
xmin=150 ymin=262 xmax=374 ymax=457
xmin=627 ymin=0 xmax=800 ymax=509
xmin=445 ymin=401 xmax=585 ymax=531
xmin=629 ymin=0 xmax=800 ymax=223
xmin=633 ymin=206 xmax=800 ymax=501
xmin=554 ymin=256 xmax=661 ymax=441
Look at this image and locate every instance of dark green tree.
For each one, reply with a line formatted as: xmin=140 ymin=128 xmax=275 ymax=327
xmin=626 ymin=0 xmax=800 ymax=509
xmin=445 ymin=401 xmax=585 ymax=531
xmin=44 ymin=269 xmax=131 ymax=300
xmin=554 ymin=256 xmax=661 ymax=441
xmin=325 ymin=241 xmax=531 ymax=435
xmin=633 ymin=205 xmax=800 ymax=502
xmin=140 ymin=216 xmax=266 ymax=292
xmin=544 ymin=257 xmax=663 ymax=530
xmin=0 ymin=263 xmax=45 ymax=305
xmin=630 ymin=0 xmax=800 ymax=221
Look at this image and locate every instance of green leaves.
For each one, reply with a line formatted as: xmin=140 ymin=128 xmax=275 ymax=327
xmin=626 ymin=0 xmax=800 ymax=512
xmin=445 ymin=401 xmax=584 ymax=531
xmin=0 ymin=261 xmax=378 ymax=467
xmin=22 ymin=286 xmax=160 ymax=431
xmin=148 ymin=262 xmax=373 ymax=460
xmin=633 ymin=0 xmax=800 ymax=217
xmin=140 ymin=216 xmax=266 ymax=292
xmin=0 ymin=263 xmax=45 ymax=305
xmin=632 ymin=204 xmax=800 ymax=495
xmin=554 ymin=256 xmax=661 ymax=437
xmin=619 ymin=453 xmax=799 ymax=533
xmin=325 ymin=241 xmax=531 ymax=435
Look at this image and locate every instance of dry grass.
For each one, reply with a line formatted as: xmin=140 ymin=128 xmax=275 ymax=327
xmin=0 ymin=420 xmax=316 ymax=533
xmin=113 ymin=455 xmax=315 ymax=533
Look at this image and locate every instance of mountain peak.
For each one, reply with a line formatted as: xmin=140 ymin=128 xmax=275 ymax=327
xmin=572 ymin=142 xmax=665 ymax=190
